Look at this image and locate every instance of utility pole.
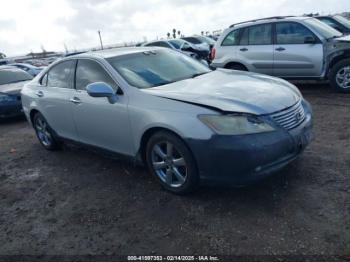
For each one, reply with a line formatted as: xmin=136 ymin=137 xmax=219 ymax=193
xmin=98 ymin=30 xmax=104 ymax=50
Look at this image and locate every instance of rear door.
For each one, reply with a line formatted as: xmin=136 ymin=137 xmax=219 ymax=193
xmin=273 ymin=22 xmax=324 ymax=77
xmin=237 ymin=23 xmax=274 ymax=75
xmin=36 ymin=60 xmax=78 ymax=140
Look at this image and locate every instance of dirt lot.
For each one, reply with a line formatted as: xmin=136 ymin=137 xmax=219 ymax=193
xmin=0 ymin=84 xmax=349 ymax=258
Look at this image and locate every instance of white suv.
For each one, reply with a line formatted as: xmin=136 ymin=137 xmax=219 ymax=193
xmin=211 ymin=16 xmax=350 ymax=93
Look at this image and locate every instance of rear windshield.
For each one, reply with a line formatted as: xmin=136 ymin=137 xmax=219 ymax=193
xmin=0 ymin=68 xmax=33 ymax=85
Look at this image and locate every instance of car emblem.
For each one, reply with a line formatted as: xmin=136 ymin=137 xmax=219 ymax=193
xmin=295 ymin=112 xmax=302 ymax=121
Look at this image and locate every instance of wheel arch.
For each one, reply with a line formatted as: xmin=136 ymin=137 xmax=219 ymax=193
xmin=29 ymin=109 xmax=40 ymax=126
xmin=328 ymin=50 xmax=350 ymax=73
xmin=138 ymin=126 xmax=191 ymax=165
xmin=224 ymin=61 xmax=248 ymax=71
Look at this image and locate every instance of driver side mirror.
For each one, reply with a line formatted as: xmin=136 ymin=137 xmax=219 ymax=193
xmin=304 ymin=36 xmax=317 ymax=44
xmin=86 ymin=82 xmax=118 ymax=104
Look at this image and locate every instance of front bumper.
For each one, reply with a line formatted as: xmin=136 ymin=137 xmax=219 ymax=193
xmin=186 ymin=100 xmax=313 ymax=186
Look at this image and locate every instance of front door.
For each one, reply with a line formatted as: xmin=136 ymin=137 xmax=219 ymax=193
xmin=273 ymin=22 xmax=324 ymax=77
xmin=71 ymin=59 xmax=134 ymax=156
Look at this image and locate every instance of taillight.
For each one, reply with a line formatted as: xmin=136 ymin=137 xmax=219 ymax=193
xmin=210 ymin=48 xmax=216 ymax=61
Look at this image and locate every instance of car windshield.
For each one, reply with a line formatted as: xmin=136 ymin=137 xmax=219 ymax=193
xmin=169 ymin=39 xmax=186 ymax=49
xmin=107 ymin=49 xmax=211 ymax=89
xmin=197 ymin=36 xmax=216 ymax=45
xmin=334 ymin=15 xmax=350 ymax=28
xmin=304 ymin=18 xmax=343 ymax=39
xmin=0 ymin=68 xmax=33 ymax=85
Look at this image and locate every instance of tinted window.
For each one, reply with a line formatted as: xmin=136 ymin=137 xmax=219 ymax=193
xmin=145 ymin=42 xmax=159 ymax=47
xmin=222 ymin=30 xmax=240 ymax=46
xmin=249 ymin=24 xmax=272 ymax=45
xmin=47 ymin=60 xmax=75 ymax=89
xmin=0 ymin=68 xmax=33 ymax=85
xmin=276 ymin=22 xmax=315 ymax=44
xmin=169 ymin=40 xmax=184 ymax=49
xmin=107 ymin=49 xmax=211 ymax=89
xmin=158 ymin=42 xmax=171 ymax=48
xmin=318 ymin=17 xmax=340 ymax=28
xmin=76 ymin=59 xmax=117 ymax=91
xmin=182 ymin=37 xmax=201 ymax=44
xmin=239 ymin=28 xmax=249 ymax=45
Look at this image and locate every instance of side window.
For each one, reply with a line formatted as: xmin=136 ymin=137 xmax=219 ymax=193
xmin=47 ymin=60 xmax=75 ymax=89
xmin=75 ymin=59 xmax=117 ymax=91
xmin=40 ymin=73 xmax=48 ymax=86
xmin=276 ymin=22 xmax=316 ymax=44
xmin=145 ymin=42 xmax=159 ymax=47
xmin=239 ymin=28 xmax=249 ymax=45
xmin=221 ymin=30 xmax=240 ymax=46
xmin=158 ymin=42 xmax=171 ymax=48
xmin=249 ymin=24 xmax=272 ymax=45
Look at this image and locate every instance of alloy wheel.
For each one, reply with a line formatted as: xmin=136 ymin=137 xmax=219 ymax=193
xmin=336 ymin=66 xmax=350 ymax=89
xmin=35 ymin=117 xmax=52 ymax=147
xmin=151 ymin=141 xmax=187 ymax=188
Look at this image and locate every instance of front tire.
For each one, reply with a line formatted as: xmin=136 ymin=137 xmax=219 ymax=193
xmin=33 ymin=112 xmax=61 ymax=151
xmin=329 ymin=59 xmax=350 ymax=93
xmin=146 ymin=131 xmax=199 ymax=195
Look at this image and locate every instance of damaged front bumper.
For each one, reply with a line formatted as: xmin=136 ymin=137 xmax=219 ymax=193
xmin=185 ymin=100 xmax=313 ymax=186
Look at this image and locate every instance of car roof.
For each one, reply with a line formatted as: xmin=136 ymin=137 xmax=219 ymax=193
xmin=228 ymin=16 xmax=310 ymax=29
xmin=71 ymin=46 xmax=161 ymax=59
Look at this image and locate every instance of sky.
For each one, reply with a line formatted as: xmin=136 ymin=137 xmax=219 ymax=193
xmin=0 ymin=0 xmax=349 ymax=56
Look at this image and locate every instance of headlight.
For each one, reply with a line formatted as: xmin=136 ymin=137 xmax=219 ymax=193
xmin=198 ymin=114 xmax=275 ymax=135
xmin=0 ymin=94 xmax=17 ymax=103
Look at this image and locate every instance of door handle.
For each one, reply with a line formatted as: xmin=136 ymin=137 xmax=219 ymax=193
xmin=275 ymin=47 xmax=286 ymax=52
xmin=240 ymin=48 xmax=248 ymax=52
xmin=35 ymin=91 xmax=44 ymax=97
xmin=70 ymin=97 xmax=82 ymax=104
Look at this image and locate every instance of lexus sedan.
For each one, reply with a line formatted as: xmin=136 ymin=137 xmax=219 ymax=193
xmin=21 ymin=47 xmax=313 ymax=194
xmin=0 ymin=66 xmax=33 ymax=119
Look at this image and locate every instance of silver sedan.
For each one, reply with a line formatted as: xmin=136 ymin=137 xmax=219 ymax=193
xmin=21 ymin=47 xmax=313 ymax=194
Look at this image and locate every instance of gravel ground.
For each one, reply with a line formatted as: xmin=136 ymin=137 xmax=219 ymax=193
xmin=0 ymin=84 xmax=349 ymax=258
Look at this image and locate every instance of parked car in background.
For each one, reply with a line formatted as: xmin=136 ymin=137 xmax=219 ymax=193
xmin=0 ymin=66 xmax=33 ymax=119
xmin=181 ymin=35 xmax=216 ymax=50
xmin=21 ymin=47 xmax=313 ymax=194
xmin=211 ymin=16 xmax=350 ymax=92
xmin=315 ymin=15 xmax=350 ymax=34
xmin=10 ymin=63 xmax=43 ymax=77
xmin=143 ymin=39 xmax=210 ymax=63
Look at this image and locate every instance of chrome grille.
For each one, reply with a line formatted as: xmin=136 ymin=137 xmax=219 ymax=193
xmin=270 ymin=101 xmax=305 ymax=130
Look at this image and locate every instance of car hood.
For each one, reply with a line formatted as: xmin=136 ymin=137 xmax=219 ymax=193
xmin=334 ymin=34 xmax=350 ymax=42
xmin=0 ymin=80 xmax=31 ymax=95
xmin=143 ymin=69 xmax=301 ymax=115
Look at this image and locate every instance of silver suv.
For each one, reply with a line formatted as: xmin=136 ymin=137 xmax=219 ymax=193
xmin=211 ymin=16 xmax=350 ymax=93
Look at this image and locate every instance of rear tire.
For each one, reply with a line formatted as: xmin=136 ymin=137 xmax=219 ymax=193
xmin=33 ymin=112 xmax=61 ymax=151
xmin=329 ymin=58 xmax=350 ymax=93
xmin=225 ymin=63 xmax=248 ymax=71
xmin=145 ymin=131 xmax=199 ymax=195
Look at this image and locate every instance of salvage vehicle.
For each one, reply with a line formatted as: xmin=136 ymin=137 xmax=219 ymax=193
xmin=143 ymin=39 xmax=209 ymax=63
xmin=211 ymin=16 xmax=350 ymax=93
xmin=0 ymin=66 xmax=32 ymax=119
xmin=21 ymin=47 xmax=313 ymax=194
